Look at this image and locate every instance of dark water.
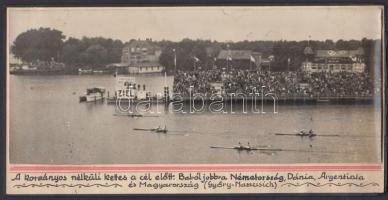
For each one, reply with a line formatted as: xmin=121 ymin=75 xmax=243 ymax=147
xmin=9 ymin=75 xmax=382 ymax=164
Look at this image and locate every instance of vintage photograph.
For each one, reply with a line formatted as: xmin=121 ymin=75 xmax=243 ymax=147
xmin=7 ymin=6 xmax=383 ymax=165
xmin=5 ymin=6 xmax=385 ymax=195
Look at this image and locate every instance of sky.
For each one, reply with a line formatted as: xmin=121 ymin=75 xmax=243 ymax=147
xmin=8 ymin=6 xmax=383 ymax=45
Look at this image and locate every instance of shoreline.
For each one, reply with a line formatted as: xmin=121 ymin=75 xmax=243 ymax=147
xmin=108 ymin=96 xmax=375 ymax=105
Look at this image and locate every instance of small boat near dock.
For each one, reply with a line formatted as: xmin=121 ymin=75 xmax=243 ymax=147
xmin=79 ymin=87 xmax=106 ymax=102
xmin=106 ymin=75 xmax=168 ymax=105
xmin=78 ymin=68 xmax=93 ymax=75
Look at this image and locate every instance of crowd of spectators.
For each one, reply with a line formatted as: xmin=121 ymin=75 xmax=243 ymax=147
xmin=173 ymin=68 xmax=373 ymax=98
xmin=308 ymin=72 xmax=372 ymax=97
xmin=173 ymin=70 xmax=222 ymax=96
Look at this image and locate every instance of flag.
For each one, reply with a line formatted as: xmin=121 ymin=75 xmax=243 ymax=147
xmin=250 ymin=55 xmax=256 ymax=63
xmin=173 ymin=49 xmax=177 ymax=68
xmin=268 ymin=55 xmax=275 ymax=61
xmin=227 ymin=56 xmax=233 ymax=61
xmin=193 ymin=56 xmax=200 ymax=62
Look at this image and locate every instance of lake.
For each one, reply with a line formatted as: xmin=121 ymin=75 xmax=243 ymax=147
xmin=9 ymin=75 xmax=382 ymax=164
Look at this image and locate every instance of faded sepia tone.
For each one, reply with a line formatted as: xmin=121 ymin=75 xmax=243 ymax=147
xmin=6 ymin=6 xmax=385 ymax=194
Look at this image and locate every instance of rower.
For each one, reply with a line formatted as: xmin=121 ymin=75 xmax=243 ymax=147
xmin=238 ymin=142 xmax=243 ymax=149
xmin=247 ymin=142 xmax=251 ymax=149
xmin=298 ymin=130 xmax=306 ymax=136
xmin=308 ymin=129 xmax=314 ymax=137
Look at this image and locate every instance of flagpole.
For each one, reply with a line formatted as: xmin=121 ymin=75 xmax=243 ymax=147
xmin=227 ymin=58 xmax=229 ymax=72
xmin=227 ymin=44 xmax=230 ymax=72
xmin=269 ymin=62 xmax=271 ymax=73
xmin=164 ymin=71 xmax=167 ymax=87
xmin=173 ymin=48 xmax=177 ymax=74
xmin=287 ymin=58 xmax=290 ymax=72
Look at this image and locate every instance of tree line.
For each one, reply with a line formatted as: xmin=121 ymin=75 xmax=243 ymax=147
xmin=11 ymin=27 xmax=380 ymax=73
xmin=11 ymin=28 xmax=124 ymax=71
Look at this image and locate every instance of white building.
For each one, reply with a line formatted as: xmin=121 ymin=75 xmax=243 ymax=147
xmin=120 ymin=39 xmax=165 ymax=74
xmin=302 ymin=48 xmax=366 ymax=73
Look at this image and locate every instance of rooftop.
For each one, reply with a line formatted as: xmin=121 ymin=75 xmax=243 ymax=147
xmin=124 ymin=39 xmax=160 ymax=50
xmin=315 ymin=48 xmax=364 ymax=58
xmin=217 ymin=50 xmax=261 ymax=60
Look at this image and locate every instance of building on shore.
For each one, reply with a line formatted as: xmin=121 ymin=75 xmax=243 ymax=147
xmin=301 ymin=47 xmax=366 ymax=73
xmin=10 ymin=58 xmax=65 ymax=74
xmin=108 ymin=39 xmax=165 ymax=74
xmin=215 ymin=50 xmax=262 ymax=71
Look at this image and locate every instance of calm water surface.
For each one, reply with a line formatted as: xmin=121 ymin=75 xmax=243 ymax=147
xmin=9 ymin=75 xmax=382 ymax=164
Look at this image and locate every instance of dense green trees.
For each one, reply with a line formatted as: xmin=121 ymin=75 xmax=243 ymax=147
xmin=11 ymin=28 xmax=65 ymax=62
xmin=11 ymin=27 xmax=380 ymax=73
xmin=60 ymin=37 xmax=123 ymax=70
xmin=11 ymin=28 xmax=123 ymax=70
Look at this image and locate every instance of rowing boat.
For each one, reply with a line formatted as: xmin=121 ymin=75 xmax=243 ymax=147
xmin=274 ymin=133 xmax=340 ymax=137
xmin=155 ymin=129 xmax=168 ymax=133
xmin=210 ymin=145 xmax=347 ymax=154
xmin=210 ymin=146 xmax=282 ymax=151
xmin=133 ymin=128 xmax=168 ymax=133
xmin=275 ymin=133 xmax=316 ymax=137
xmin=114 ymin=113 xmax=143 ymax=117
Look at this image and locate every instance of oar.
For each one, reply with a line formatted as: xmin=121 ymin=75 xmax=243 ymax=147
xmin=132 ymin=128 xmax=188 ymax=136
xmin=274 ymin=133 xmax=298 ymax=136
xmin=274 ymin=133 xmax=340 ymax=137
xmin=210 ymin=144 xmax=273 ymax=149
xmin=209 ymin=146 xmax=282 ymax=151
xmin=279 ymin=149 xmax=348 ymax=154
xmin=113 ymin=113 xmax=143 ymax=117
xmin=315 ymin=134 xmax=341 ymax=137
xmin=254 ymin=145 xmax=273 ymax=148
xmin=210 ymin=146 xmax=236 ymax=150
xmin=114 ymin=113 xmax=160 ymax=118
xmin=133 ymin=128 xmax=155 ymax=131
xmin=209 ymin=146 xmax=347 ymax=154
